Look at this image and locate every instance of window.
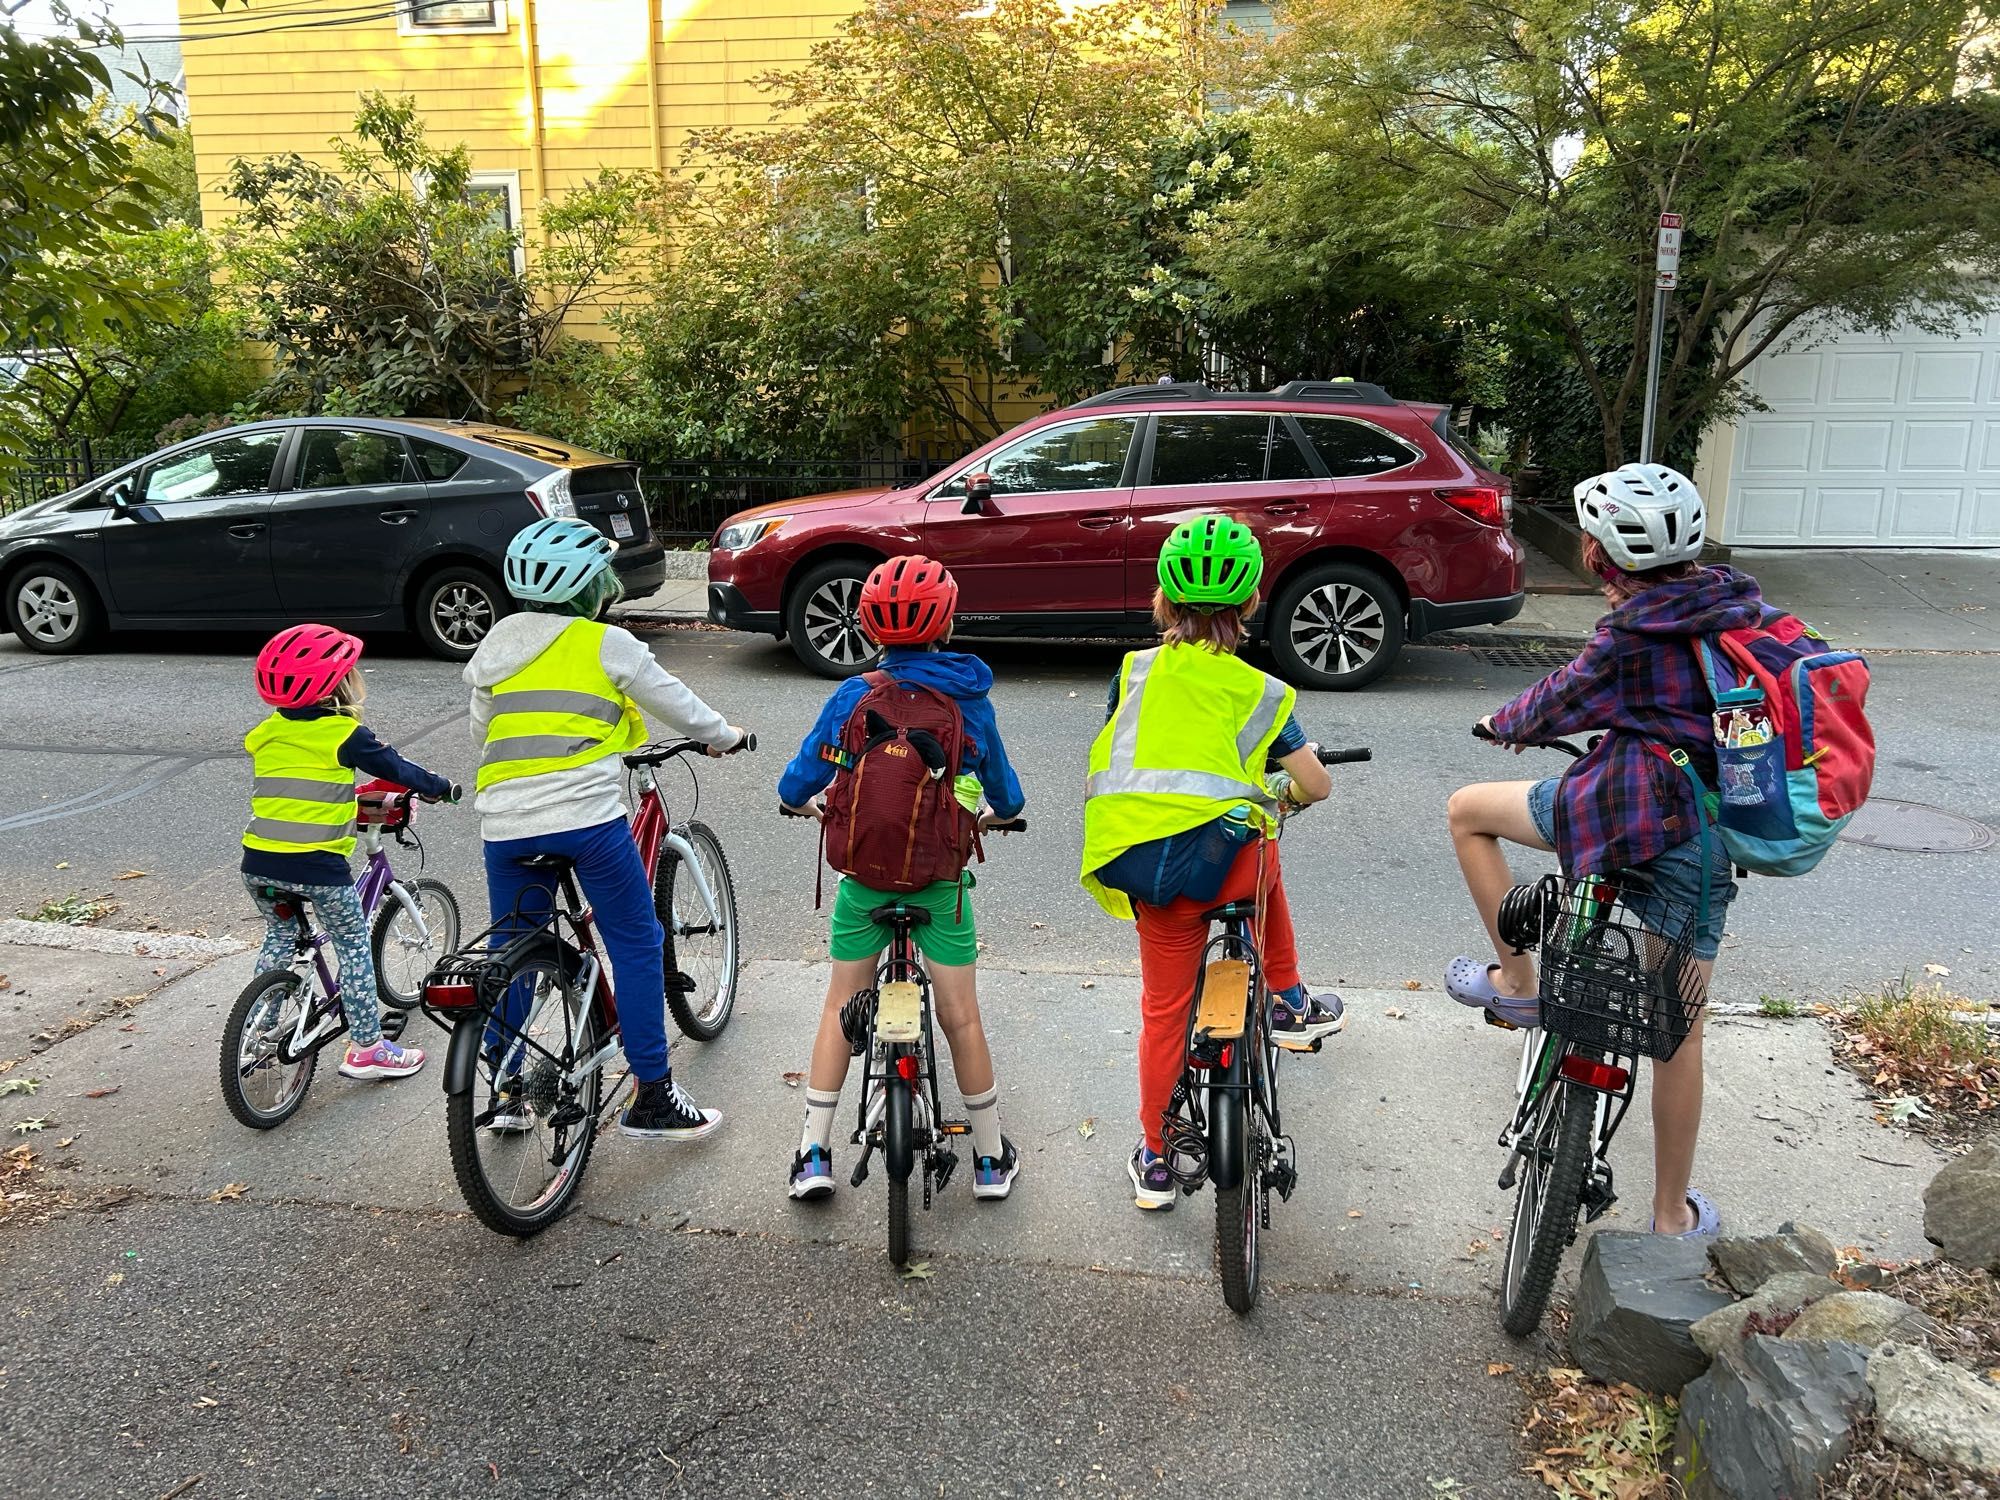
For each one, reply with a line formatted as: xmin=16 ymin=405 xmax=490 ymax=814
xmin=1149 ymin=414 xmax=1276 ymax=486
xmin=940 ymin=418 xmax=1136 ymax=497
xmin=296 ymin=429 xmax=412 ymax=490
xmin=142 ymin=432 xmax=284 ymax=503
xmin=1295 ymin=417 xmax=1420 ymax=478
xmin=400 ymin=2 xmax=506 ymax=36
xmin=1267 ymin=421 xmax=1319 ymax=481
xmin=466 ymin=171 xmax=524 ymax=275
xmin=411 ymin=438 xmax=470 ymax=481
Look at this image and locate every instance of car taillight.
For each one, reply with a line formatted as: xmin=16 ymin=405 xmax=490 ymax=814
xmin=526 ymin=470 xmax=575 ymax=518
xmin=1558 ymin=1055 xmax=1631 ymax=1094
xmin=1435 ymin=486 xmax=1510 ymax=527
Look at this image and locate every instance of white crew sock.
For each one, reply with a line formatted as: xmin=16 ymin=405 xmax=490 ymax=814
xmin=961 ymin=1085 xmax=1002 ymax=1160
xmin=799 ymin=1089 xmax=840 ymax=1154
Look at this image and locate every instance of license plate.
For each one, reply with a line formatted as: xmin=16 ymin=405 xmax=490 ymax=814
xmin=609 ymin=512 xmax=634 ymax=540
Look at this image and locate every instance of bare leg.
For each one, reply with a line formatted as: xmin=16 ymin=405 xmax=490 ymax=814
xmin=1649 ymin=959 xmax=1714 ymax=1233
xmin=927 ymin=961 xmax=994 ymax=1099
xmin=1446 ymin=780 xmax=1552 ymax=998
xmin=807 ymin=957 xmax=878 ymax=1096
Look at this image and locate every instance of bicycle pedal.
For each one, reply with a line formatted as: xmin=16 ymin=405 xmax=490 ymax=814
xmin=931 ymin=1150 xmax=958 ymax=1194
xmin=850 ymin=1158 xmax=870 ymax=1188
xmin=1483 ymin=1009 xmax=1521 ymax=1032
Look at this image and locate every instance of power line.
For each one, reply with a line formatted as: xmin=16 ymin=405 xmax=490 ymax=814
xmin=118 ymin=2 xmax=433 ymax=46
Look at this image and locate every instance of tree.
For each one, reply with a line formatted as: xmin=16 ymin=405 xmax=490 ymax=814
xmin=220 ymin=93 xmax=644 ymax=420
xmin=1248 ymin=0 xmax=2000 ymax=473
xmin=0 ymin=4 xmax=186 ymax=452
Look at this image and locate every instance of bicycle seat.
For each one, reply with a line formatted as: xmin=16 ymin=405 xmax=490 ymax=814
xmin=258 ymin=885 xmax=309 ymax=906
xmin=521 ymin=854 xmax=576 ymax=873
xmin=1202 ymin=899 xmax=1258 ymax=924
xmin=867 ymin=903 xmax=932 ymax=928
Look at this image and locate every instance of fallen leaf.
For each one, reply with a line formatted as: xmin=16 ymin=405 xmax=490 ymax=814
xmin=57 ymin=1137 xmax=75 ymax=1148
xmin=83 ymin=1085 xmax=120 ymax=1100
xmin=1385 ymin=1007 xmax=1407 ymax=1020
xmin=1030 ymin=922 xmax=1044 ymax=930
xmin=0 ymin=1078 xmax=39 ymax=1096
xmin=898 ymin=1261 xmax=935 ymax=1280
xmin=1402 ymin=979 xmax=1422 ymax=991
xmin=1486 ymin=1361 xmax=1514 ymax=1376
xmin=12 ymin=1118 xmax=48 ymax=1134
xmin=1923 ymin=962 xmax=1951 ymax=978
xmin=0 ymin=974 xmax=9 ymax=992
xmin=114 ymin=870 xmax=149 ymax=881
xmin=1079 ymin=980 xmax=1096 ymax=990
xmin=1077 ymin=1117 xmax=1096 ymax=1139
xmin=207 ymin=1182 xmax=249 ymax=1202
xmin=55 ymin=862 xmax=68 ymax=870
xmin=1347 ymin=1208 xmax=1364 ymax=1218
xmin=780 ymin=1071 xmax=804 ymax=1089
xmin=195 ymin=1396 xmax=218 ymax=1408
xmin=487 ymin=1462 xmax=501 ymax=1481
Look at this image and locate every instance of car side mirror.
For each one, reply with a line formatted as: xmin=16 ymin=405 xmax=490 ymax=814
xmin=105 ymin=481 xmax=135 ymax=512
xmin=962 ymin=472 xmax=994 ymax=515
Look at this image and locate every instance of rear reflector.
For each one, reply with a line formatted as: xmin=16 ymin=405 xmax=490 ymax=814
xmin=425 ymin=981 xmax=478 ymax=1010
xmin=1435 ymin=486 xmax=1510 ymax=527
xmin=896 ymin=1055 xmax=919 ymax=1081
xmin=1558 ymin=1054 xmax=1631 ymax=1093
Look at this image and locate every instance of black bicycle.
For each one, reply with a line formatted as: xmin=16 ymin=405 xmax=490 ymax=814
xmin=1471 ymin=726 xmax=1708 ymax=1335
xmin=1158 ymin=745 xmax=1369 ymax=1313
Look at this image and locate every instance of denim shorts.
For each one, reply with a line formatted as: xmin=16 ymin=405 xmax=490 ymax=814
xmin=1526 ymin=777 xmax=1736 ymax=961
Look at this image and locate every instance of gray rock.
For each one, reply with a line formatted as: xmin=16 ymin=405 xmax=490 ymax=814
xmin=1690 ymin=1272 xmax=1841 ymax=1358
xmin=1674 ymin=1336 xmax=1873 ymax=1500
xmin=1708 ymin=1221 xmax=1841 ymax=1294
xmin=1869 ymin=1341 xmax=2000 ymax=1476
xmin=1924 ymin=1142 xmax=2000 ymax=1273
xmin=1571 ymin=1231 xmax=1737 ymax=1394
xmin=1783 ymin=1290 xmax=1936 ymax=1348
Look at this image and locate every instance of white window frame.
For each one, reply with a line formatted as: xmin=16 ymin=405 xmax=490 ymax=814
xmin=399 ymin=1 xmax=508 ymax=38
xmin=466 ymin=171 xmax=526 ymax=276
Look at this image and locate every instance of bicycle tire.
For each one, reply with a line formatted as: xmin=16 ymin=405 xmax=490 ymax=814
xmin=220 ymin=970 xmax=319 ymax=1130
xmin=885 ymin=1079 xmax=913 ymax=1266
xmin=445 ymin=954 xmax=602 ymax=1238
xmin=1500 ymin=1080 xmax=1596 ymax=1336
xmin=656 ymin=820 xmax=740 ymax=1041
xmin=371 ymin=876 xmax=461 ymax=1010
xmin=1213 ymin=1049 xmax=1260 ymax=1312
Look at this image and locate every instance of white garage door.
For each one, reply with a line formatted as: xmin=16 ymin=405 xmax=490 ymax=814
xmin=1724 ymin=313 xmax=2000 ymax=546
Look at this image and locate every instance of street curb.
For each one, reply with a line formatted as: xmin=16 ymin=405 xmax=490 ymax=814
xmin=0 ymin=919 xmax=244 ymax=960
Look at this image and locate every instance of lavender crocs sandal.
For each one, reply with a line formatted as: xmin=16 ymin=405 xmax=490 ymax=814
xmin=1445 ymin=956 xmax=1542 ymax=1029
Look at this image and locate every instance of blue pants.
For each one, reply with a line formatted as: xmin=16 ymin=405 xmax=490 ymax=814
xmin=483 ymin=818 xmax=670 ymax=1082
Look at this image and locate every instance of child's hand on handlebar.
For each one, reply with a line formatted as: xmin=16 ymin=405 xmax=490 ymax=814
xmin=707 ymin=726 xmax=755 ymax=757
xmin=781 ymin=797 xmax=827 ymax=822
xmin=1476 ymin=716 xmax=1527 ymax=755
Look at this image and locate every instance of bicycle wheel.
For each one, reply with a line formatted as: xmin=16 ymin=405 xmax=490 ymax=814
xmin=656 ymin=820 xmax=740 ymax=1041
xmin=371 ymin=877 xmax=461 ymax=1009
xmin=885 ymin=1078 xmax=913 ymax=1267
xmin=446 ymin=952 xmax=603 ymax=1237
xmin=1213 ymin=1050 xmax=1261 ymax=1313
xmin=1500 ymin=1080 xmax=1596 ymax=1336
xmin=220 ymin=970 xmax=321 ymax=1130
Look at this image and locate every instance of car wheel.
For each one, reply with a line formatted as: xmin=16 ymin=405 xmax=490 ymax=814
xmin=784 ymin=559 xmax=882 ymax=679
xmin=6 ymin=560 xmax=102 ymax=654
xmin=1268 ymin=562 xmax=1405 ymax=691
xmin=414 ymin=566 xmax=507 ymax=661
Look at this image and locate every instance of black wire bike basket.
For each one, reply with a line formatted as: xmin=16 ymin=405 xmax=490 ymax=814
xmin=1531 ymin=875 xmax=1707 ymax=1062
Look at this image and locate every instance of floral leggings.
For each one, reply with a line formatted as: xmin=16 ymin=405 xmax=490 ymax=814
xmin=242 ymin=872 xmax=382 ymax=1046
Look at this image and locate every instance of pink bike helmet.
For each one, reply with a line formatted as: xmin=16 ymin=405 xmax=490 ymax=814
xmin=255 ymin=624 xmax=363 ymax=708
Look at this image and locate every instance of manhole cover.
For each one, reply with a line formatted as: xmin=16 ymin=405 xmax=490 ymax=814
xmin=1839 ymin=799 xmax=1994 ymax=854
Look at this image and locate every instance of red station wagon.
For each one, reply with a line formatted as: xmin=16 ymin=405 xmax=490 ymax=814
xmin=705 ymin=380 xmax=1525 ymax=690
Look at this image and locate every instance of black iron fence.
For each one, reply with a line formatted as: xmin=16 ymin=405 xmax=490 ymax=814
xmin=0 ymin=438 xmax=152 ymax=517
xmin=638 ymin=455 xmax=950 ymax=544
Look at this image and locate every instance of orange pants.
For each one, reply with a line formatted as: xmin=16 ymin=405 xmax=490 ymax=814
xmin=1133 ymin=841 xmax=1302 ymax=1155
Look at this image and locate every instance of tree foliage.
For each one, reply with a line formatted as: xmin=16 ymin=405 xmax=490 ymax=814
xmin=220 ymin=93 xmax=644 ymax=420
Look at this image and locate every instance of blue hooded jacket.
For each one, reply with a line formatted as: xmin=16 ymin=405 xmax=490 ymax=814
xmin=779 ymin=648 xmax=1025 ymax=818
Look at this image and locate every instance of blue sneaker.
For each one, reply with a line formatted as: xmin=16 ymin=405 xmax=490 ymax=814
xmin=1272 ymin=988 xmax=1345 ymax=1051
xmin=788 ymin=1144 xmax=834 ymax=1201
xmin=1127 ymin=1143 xmax=1176 ymax=1212
xmin=972 ymin=1136 xmax=1020 ymax=1201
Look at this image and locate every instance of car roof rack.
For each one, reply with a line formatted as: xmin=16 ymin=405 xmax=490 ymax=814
xmin=1069 ymin=382 xmax=1218 ymax=408
xmin=1267 ymin=379 xmax=1397 ymax=407
xmin=1069 ymin=378 xmax=1401 ymax=410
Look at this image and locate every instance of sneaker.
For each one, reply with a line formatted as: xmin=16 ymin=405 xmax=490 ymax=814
xmin=1272 ymin=989 xmax=1346 ymax=1051
xmin=788 ymin=1144 xmax=835 ymax=1201
xmin=1127 ymin=1143 xmax=1176 ymax=1212
xmin=620 ymin=1076 xmax=721 ymax=1141
xmin=486 ymin=1074 xmax=534 ymax=1133
xmin=339 ymin=1038 xmax=425 ymax=1080
xmin=972 ymin=1136 xmax=1021 ymax=1201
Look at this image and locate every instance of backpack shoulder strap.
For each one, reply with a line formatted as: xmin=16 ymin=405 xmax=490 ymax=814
xmin=1692 ymin=634 xmax=1736 ymax=700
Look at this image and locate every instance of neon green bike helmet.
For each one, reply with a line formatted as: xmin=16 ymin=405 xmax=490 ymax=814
xmin=1157 ymin=514 xmax=1263 ymax=606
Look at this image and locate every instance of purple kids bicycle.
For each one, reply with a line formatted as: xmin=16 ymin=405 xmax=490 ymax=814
xmin=220 ymin=780 xmax=462 ymax=1130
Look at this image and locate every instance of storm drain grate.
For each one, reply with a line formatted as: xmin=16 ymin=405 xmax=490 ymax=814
xmin=1839 ymin=799 xmax=1994 ymax=855
xmin=1439 ymin=642 xmax=1581 ymax=674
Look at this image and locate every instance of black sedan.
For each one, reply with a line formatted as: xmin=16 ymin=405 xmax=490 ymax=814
xmin=0 ymin=418 xmax=665 ymax=660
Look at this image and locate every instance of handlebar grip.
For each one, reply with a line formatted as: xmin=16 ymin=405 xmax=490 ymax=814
xmin=779 ymin=802 xmax=813 ymax=819
xmin=1316 ymin=747 xmax=1371 ymax=765
xmin=985 ymin=817 xmax=1028 ymax=833
xmin=741 ymin=732 xmax=756 ymax=753
xmin=1471 ymin=722 xmax=1499 ymax=742
xmin=448 ymin=782 xmax=463 ymax=804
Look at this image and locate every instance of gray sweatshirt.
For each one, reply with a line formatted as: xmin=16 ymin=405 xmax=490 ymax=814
xmin=464 ymin=613 xmax=733 ymax=841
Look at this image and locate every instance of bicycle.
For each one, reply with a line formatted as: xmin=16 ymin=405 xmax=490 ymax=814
xmin=1469 ymin=726 xmax=1709 ymax=1336
xmin=219 ymin=780 xmax=462 ymax=1130
xmin=1156 ymin=744 xmax=1370 ymax=1314
xmin=424 ymin=735 xmax=751 ymax=1238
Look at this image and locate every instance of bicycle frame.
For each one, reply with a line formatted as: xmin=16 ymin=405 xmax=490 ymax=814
xmin=628 ymin=762 xmax=725 ymax=933
xmin=1499 ymin=1022 xmax=1635 ymax=1212
xmin=850 ymin=917 xmax=964 ymax=1200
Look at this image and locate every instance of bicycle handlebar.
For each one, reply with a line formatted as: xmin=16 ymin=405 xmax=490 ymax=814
xmin=624 ymin=732 xmax=756 ymax=769
xmin=982 ymin=816 xmax=1028 ymax=834
xmin=1317 ymin=746 xmax=1372 ymax=765
xmin=1472 ymin=723 xmax=1587 ymax=759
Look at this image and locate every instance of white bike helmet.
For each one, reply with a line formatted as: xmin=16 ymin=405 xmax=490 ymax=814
xmin=1572 ymin=464 xmax=1707 ymax=571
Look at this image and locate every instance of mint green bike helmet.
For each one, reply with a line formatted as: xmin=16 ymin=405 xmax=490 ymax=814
xmin=1157 ymin=514 xmax=1263 ymax=606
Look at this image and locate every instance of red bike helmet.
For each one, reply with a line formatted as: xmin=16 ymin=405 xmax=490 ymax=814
xmin=255 ymin=623 xmax=363 ymax=708
xmin=858 ymin=555 xmax=958 ymax=645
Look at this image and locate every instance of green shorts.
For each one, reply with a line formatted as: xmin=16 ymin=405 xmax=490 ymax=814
xmin=829 ymin=873 xmax=977 ymax=967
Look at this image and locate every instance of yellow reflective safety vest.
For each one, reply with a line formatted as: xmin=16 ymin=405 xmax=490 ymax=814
xmin=476 ymin=618 xmax=645 ymax=792
xmin=1080 ymin=643 xmax=1296 ymax=920
xmin=243 ymin=713 xmax=359 ymax=858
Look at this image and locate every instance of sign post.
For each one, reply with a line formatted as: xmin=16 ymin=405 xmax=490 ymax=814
xmin=1639 ymin=212 xmax=1681 ymax=465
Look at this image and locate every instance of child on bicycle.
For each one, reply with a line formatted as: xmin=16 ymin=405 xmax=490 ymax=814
xmin=466 ymin=517 xmax=749 ymax=1141
xmin=1446 ymin=464 xmax=1766 ymax=1237
xmin=777 ymin=554 xmax=1026 ymax=1203
xmin=243 ymin=624 xmax=455 ymax=1081
xmin=1080 ymin=517 xmax=1345 ymax=1212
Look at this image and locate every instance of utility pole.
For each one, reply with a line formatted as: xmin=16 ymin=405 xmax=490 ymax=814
xmin=1640 ymin=211 xmax=1681 ymax=464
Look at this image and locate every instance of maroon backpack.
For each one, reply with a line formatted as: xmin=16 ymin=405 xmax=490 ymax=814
xmin=820 ymin=672 xmax=977 ymax=897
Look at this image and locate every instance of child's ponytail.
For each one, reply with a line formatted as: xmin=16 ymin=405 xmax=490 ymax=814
xmin=328 ymin=667 xmax=367 ymax=717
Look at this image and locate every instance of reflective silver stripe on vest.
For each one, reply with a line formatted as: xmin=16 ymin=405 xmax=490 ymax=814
xmin=480 ymin=733 xmax=602 ymax=767
xmin=251 ymin=776 xmax=353 ymax=804
xmin=247 ymin=815 xmax=356 ymax=845
xmin=1106 ymin=648 xmax=1157 ymax=770
xmin=488 ymin=689 xmax=624 ymax=725
xmin=1235 ymin=674 xmax=1291 ymax=763
xmin=1084 ymin=767 xmax=1265 ymax=802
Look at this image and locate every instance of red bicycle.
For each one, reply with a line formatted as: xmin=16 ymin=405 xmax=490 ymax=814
xmin=424 ymin=736 xmax=750 ymax=1237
